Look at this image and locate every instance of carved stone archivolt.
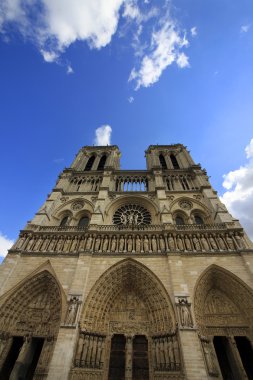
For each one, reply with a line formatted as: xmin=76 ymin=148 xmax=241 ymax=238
xmin=0 ymin=270 xmax=62 ymax=376
xmin=194 ymin=265 xmax=253 ymax=336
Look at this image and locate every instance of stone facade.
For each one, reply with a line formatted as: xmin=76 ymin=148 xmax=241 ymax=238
xmin=1 ymin=144 xmax=253 ymax=380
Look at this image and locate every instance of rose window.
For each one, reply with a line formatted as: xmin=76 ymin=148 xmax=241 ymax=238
xmin=113 ymin=204 xmax=151 ymax=226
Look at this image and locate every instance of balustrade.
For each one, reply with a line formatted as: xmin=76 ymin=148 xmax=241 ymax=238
xmin=69 ymin=175 xmax=102 ymax=192
xmin=115 ymin=175 xmax=148 ymax=192
xmin=164 ymin=174 xmax=198 ymax=191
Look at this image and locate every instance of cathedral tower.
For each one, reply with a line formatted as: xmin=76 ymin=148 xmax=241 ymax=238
xmin=1 ymin=144 xmax=253 ymax=380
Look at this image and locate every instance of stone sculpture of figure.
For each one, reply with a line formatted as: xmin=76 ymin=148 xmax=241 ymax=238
xmin=16 ymin=236 xmax=25 ymax=250
xmin=134 ymin=214 xmax=139 ymax=225
xmin=184 ymin=235 xmax=192 ymax=251
xmin=122 ymin=214 xmax=127 ymax=225
xmin=151 ymin=235 xmax=157 ymax=252
xmin=128 ymin=212 xmax=134 ymax=224
xmin=216 ymin=234 xmax=226 ymax=250
xmin=159 ymin=337 xmax=165 ymax=369
xmin=143 ymin=235 xmax=149 ymax=252
xmin=234 ymin=232 xmax=246 ymax=249
xmin=168 ymin=234 xmax=175 ymax=250
xmin=111 ymin=236 xmax=117 ymax=252
xmin=176 ymin=235 xmax=184 ymax=251
xmin=200 ymin=234 xmax=209 ymax=251
xmin=159 ymin=235 xmax=165 ymax=251
xmin=85 ymin=235 xmax=93 ymax=251
xmin=192 ymin=235 xmax=201 ymax=251
xmin=34 ymin=237 xmax=42 ymax=251
xmin=94 ymin=236 xmax=101 ymax=251
xmin=91 ymin=336 xmax=98 ymax=368
xmin=96 ymin=337 xmax=103 ymax=368
xmin=41 ymin=236 xmax=49 ymax=251
xmin=48 ymin=237 xmax=56 ymax=251
xmin=163 ymin=337 xmax=170 ymax=369
xmin=26 ymin=235 xmax=35 ymax=251
xmin=71 ymin=236 xmax=78 ymax=252
xmin=63 ymin=237 xmax=71 ymax=252
xmin=75 ymin=334 xmax=84 ymax=366
xmin=56 ymin=237 xmax=64 ymax=252
xmin=173 ymin=336 xmax=180 ymax=369
xmin=102 ymin=236 xmax=109 ymax=252
xmin=209 ymin=234 xmax=218 ymax=250
xmin=180 ymin=305 xmax=192 ymax=327
xmin=168 ymin=337 xmax=174 ymax=370
xmin=81 ymin=335 xmax=89 ymax=366
xmin=135 ymin=235 xmax=141 ymax=252
xmin=119 ymin=236 xmax=125 ymax=251
xmin=202 ymin=339 xmax=218 ymax=376
xmin=65 ymin=297 xmax=78 ymax=325
xmin=155 ymin=339 xmax=161 ymax=369
xmin=225 ymin=233 xmax=235 ymax=250
xmin=127 ymin=235 xmax=133 ymax=252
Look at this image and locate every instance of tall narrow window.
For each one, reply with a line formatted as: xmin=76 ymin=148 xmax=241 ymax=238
xmin=97 ymin=155 xmax=107 ymax=171
xmin=109 ymin=334 xmax=126 ymax=380
xmin=78 ymin=216 xmax=89 ymax=227
xmin=85 ymin=155 xmax=95 ymax=171
xmin=159 ymin=154 xmax=167 ymax=170
xmin=170 ymin=154 xmax=180 ymax=169
xmin=133 ymin=335 xmax=149 ymax=379
xmin=60 ymin=216 xmax=69 ymax=226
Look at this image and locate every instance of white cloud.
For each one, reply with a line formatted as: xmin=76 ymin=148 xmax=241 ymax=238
xmin=0 ymin=0 xmax=124 ymax=62
xmin=129 ymin=17 xmax=189 ymax=90
xmin=240 ymin=24 xmax=250 ymax=33
xmin=94 ymin=125 xmax=112 ymax=146
xmin=0 ymin=232 xmax=14 ymax=258
xmin=67 ymin=65 xmax=73 ymax=74
xmin=128 ymin=96 xmax=134 ymax=103
xmin=190 ymin=26 xmax=197 ymax=37
xmin=220 ymin=139 xmax=253 ymax=239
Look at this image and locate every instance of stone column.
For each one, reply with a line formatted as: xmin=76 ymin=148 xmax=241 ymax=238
xmin=227 ymin=336 xmax=248 ymax=379
xmin=10 ymin=335 xmax=33 ymax=380
xmin=125 ymin=336 xmax=133 ymax=380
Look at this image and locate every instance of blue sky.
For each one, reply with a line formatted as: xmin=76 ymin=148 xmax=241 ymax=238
xmin=1 ymin=0 xmax=253 ymax=257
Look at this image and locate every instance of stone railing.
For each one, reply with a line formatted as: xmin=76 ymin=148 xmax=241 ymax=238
xmin=25 ymin=224 xmax=89 ymax=232
xmin=114 ymin=172 xmax=149 ymax=192
xmin=68 ymin=174 xmax=103 ymax=192
xmin=12 ymin=226 xmax=247 ymax=255
xmin=163 ymin=174 xmax=199 ymax=191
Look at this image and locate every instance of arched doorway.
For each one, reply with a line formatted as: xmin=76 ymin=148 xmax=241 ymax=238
xmin=71 ymin=259 xmax=182 ymax=380
xmin=0 ymin=270 xmax=62 ymax=380
xmin=194 ymin=265 xmax=253 ymax=379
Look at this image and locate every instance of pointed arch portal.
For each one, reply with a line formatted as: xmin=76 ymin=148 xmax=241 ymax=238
xmin=0 ymin=270 xmax=62 ymax=380
xmin=194 ymin=265 xmax=253 ymax=380
xmin=71 ymin=259 xmax=182 ymax=380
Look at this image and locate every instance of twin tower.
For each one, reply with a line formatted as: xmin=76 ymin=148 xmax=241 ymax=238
xmin=0 ymin=144 xmax=253 ymax=380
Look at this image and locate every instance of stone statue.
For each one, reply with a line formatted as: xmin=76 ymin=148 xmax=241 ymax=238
xmin=216 ymin=234 xmax=226 ymax=250
xmin=34 ymin=237 xmax=42 ymax=251
xmin=159 ymin=235 xmax=165 ymax=251
xmin=111 ymin=236 xmax=117 ymax=252
xmin=168 ymin=234 xmax=175 ymax=250
xmin=200 ymin=235 xmax=209 ymax=251
xmin=119 ymin=236 xmax=125 ymax=251
xmin=192 ymin=235 xmax=201 ymax=251
xmin=102 ymin=236 xmax=109 ymax=252
xmin=48 ymin=237 xmax=56 ymax=251
xmin=202 ymin=338 xmax=218 ymax=376
xmin=184 ymin=235 xmax=192 ymax=251
xmin=65 ymin=297 xmax=78 ymax=325
xmin=94 ymin=236 xmax=101 ymax=251
xmin=63 ymin=237 xmax=71 ymax=252
xmin=225 ymin=233 xmax=235 ymax=250
xmin=179 ymin=304 xmax=192 ymax=327
xmin=176 ymin=235 xmax=184 ymax=251
xmin=143 ymin=236 xmax=149 ymax=252
xmin=151 ymin=235 xmax=157 ymax=252
xmin=56 ymin=237 xmax=64 ymax=252
xmin=234 ymin=232 xmax=246 ymax=249
xmin=209 ymin=235 xmax=218 ymax=250
xmin=127 ymin=235 xmax=133 ymax=252
xmin=16 ymin=236 xmax=25 ymax=250
xmin=71 ymin=236 xmax=78 ymax=252
xmin=85 ymin=235 xmax=93 ymax=251
xmin=26 ymin=236 xmax=34 ymax=251
xmin=135 ymin=235 xmax=141 ymax=252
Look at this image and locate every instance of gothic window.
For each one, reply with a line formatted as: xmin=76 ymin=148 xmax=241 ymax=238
xmin=159 ymin=154 xmax=167 ymax=169
xmin=194 ymin=215 xmax=204 ymax=225
xmin=78 ymin=216 xmax=89 ymax=227
xmin=60 ymin=216 xmax=69 ymax=226
xmin=175 ymin=216 xmax=184 ymax=225
xmin=84 ymin=155 xmax=95 ymax=171
xmin=97 ymin=155 xmax=107 ymax=170
xmin=170 ymin=154 xmax=180 ymax=169
xmin=113 ymin=204 xmax=152 ymax=226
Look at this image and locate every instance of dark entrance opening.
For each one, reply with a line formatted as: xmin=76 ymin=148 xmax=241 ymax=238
xmin=133 ymin=335 xmax=149 ymax=380
xmin=25 ymin=338 xmax=44 ymax=380
xmin=213 ymin=336 xmax=237 ymax=380
xmin=0 ymin=336 xmax=23 ymax=379
xmin=108 ymin=334 xmax=126 ymax=380
xmin=235 ymin=336 xmax=253 ymax=379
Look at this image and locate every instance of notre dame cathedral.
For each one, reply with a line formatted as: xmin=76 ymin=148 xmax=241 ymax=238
xmin=0 ymin=144 xmax=253 ymax=380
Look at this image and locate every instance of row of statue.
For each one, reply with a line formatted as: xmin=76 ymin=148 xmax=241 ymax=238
xmin=75 ymin=333 xmax=105 ymax=369
xmin=152 ymin=334 xmax=181 ymax=371
xmin=14 ymin=231 xmax=246 ymax=254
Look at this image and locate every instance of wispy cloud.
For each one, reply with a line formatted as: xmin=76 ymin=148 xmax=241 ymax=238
xmin=220 ymin=138 xmax=253 ymax=239
xmin=66 ymin=65 xmax=74 ymax=74
xmin=128 ymin=96 xmax=134 ymax=103
xmin=0 ymin=232 xmax=14 ymax=258
xmin=240 ymin=24 xmax=250 ymax=33
xmin=190 ymin=26 xmax=197 ymax=37
xmin=94 ymin=125 xmax=112 ymax=146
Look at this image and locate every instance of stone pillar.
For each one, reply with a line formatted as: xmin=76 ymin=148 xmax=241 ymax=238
xmin=227 ymin=336 xmax=248 ymax=379
xmin=125 ymin=336 xmax=133 ymax=380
